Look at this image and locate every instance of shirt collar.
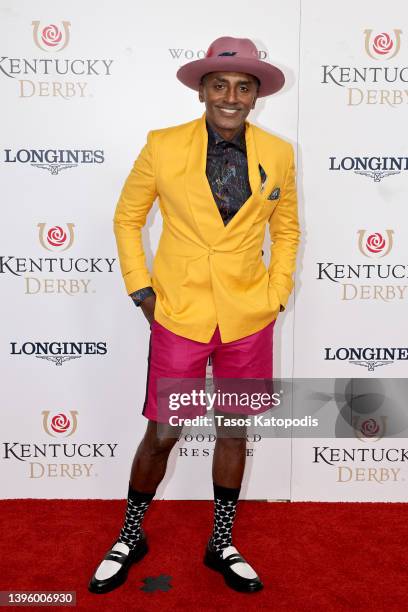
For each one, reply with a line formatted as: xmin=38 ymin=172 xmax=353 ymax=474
xmin=206 ymin=119 xmax=246 ymax=153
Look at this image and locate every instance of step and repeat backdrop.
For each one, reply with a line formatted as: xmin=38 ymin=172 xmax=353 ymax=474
xmin=1 ymin=0 xmax=406 ymax=501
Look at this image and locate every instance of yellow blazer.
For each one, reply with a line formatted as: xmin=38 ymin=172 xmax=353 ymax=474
xmin=113 ymin=112 xmax=300 ymax=343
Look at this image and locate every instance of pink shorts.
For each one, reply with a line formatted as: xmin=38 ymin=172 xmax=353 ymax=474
xmin=142 ymin=320 xmax=275 ymax=422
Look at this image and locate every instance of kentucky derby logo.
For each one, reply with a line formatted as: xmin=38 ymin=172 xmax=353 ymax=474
xmin=38 ymin=223 xmax=75 ymax=252
xmin=42 ymin=410 xmax=78 ymax=437
xmin=321 ymin=29 xmax=406 ymax=106
xmin=0 ymin=221 xmax=116 ymax=296
xmin=32 ymin=21 xmax=71 ymax=52
xmin=364 ymin=29 xmax=402 ymax=59
xmin=357 ymin=230 xmax=394 ymax=258
xmin=352 ymin=416 xmax=386 ymax=442
xmin=1 ymin=21 xmax=113 ymax=100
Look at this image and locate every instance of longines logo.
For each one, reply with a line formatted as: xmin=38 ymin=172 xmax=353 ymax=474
xmin=3 ymin=148 xmax=104 ymax=175
xmin=316 ymin=229 xmax=408 ymax=301
xmin=2 ymin=410 xmax=118 ymax=479
xmin=10 ymin=341 xmax=108 ymax=365
xmin=0 ymin=20 xmax=114 ymax=99
xmin=329 ymin=156 xmax=407 ymax=182
xmin=0 ymin=222 xmax=116 ymax=295
xmin=324 ymin=346 xmax=408 ymax=371
xmin=321 ymin=29 xmax=407 ymax=106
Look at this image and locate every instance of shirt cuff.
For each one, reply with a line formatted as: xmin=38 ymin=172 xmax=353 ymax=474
xmin=129 ymin=286 xmax=155 ymax=307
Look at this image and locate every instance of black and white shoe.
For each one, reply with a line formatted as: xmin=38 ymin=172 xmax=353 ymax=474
xmin=88 ymin=532 xmax=148 ymax=594
xmin=204 ymin=539 xmax=263 ymax=593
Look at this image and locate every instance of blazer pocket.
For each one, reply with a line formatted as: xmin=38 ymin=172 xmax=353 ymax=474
xmin=249 ymin=255 xmax=268 ymax=282
xmin=152 ymin=251 xmax=187 ymax=313
xmin=255 ymin=197 xmax=278 ymax=223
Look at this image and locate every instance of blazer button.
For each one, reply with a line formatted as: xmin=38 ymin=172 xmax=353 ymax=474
xmin=209 ymin=248 xmax=214 ymax=255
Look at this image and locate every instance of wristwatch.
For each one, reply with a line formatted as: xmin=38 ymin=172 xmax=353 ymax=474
xmin=129 ymin=286 xmax=155 ymax=307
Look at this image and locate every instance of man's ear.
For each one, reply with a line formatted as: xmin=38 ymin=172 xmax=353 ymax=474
xmin=198 ymin=82 xmax=204 ymax=103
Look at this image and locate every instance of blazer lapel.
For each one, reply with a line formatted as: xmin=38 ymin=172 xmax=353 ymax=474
xmin=184 ymin=113 xmax=265 ymax=249
xmin=216 ymin=120 xmax=265 ymax=248
xmin=185 ymin=113 xmax=226 ymax=245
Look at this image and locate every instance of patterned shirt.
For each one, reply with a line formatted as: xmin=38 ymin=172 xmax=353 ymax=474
xmin=130 ymin=121 xmax=256 ymax=307
xmin=205 ymin=120 xmax=251 ymax=225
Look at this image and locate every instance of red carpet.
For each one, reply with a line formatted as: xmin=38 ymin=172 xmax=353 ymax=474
xmin=1 ymin=499 xmax=407 ymax=611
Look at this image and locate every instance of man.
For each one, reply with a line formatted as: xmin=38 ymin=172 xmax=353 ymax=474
xmin=88 ymin=36 xmax=300 ymax=595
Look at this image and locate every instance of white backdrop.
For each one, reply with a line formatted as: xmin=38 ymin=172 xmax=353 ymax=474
xmin=292 ymin=0 xmax=408 ymax=501
xmin=1 ymin=0 xmax=406 ymax=502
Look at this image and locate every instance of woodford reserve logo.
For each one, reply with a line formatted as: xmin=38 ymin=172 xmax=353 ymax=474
xmin=2 ymin=410 xmax=118 ymax=479
xmin=321 ymin=29 xmax=407 ymax=106
xmin=315 ymin=229 xmax=407 ymax=302
xmin=168 ymin=47 xmax=268 ymax=60
xmin=0 ymin=222 xmax=116 ymax=295
xmin=0 ymin=20 xmax=114 ymax=99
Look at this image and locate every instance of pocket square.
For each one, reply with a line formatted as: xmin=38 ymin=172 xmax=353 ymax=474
xmin=267 ymin=187 xmax=280 ymax=201
xmin=258 ymin=164 xmax=267 ymax=192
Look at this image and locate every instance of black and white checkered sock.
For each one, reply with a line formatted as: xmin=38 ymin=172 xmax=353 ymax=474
xmin=117 ymin=482 xmax=155 ymax=551
xmin=210 ymin=483 xmax=240 ymax=555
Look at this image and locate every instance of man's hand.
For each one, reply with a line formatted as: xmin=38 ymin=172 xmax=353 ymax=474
xmin=140 ymin=294 xmax=156 ymax=326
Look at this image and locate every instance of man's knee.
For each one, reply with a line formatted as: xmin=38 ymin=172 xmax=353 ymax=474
xmin=141 ymin=421 xmax=179 ymax=457
xmin=214 ymin=414 xmax=247 ymax=447
xmin=215 ymin=436 xmax=246 ymax=451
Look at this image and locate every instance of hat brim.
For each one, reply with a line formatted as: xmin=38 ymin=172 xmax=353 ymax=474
xmin=176 ymin=57 xmax=285 ymax=97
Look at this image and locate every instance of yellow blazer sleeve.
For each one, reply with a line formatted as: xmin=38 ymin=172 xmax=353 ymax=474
xmin=113 ymin=131 xmax=158 ymax=295
xmin=268 ymin=144 xmax=301 ymax=310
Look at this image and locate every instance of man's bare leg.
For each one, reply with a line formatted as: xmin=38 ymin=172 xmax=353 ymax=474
xmin=204 ymin=415 xmax=262 ymax=591
xmin=209 ymin=415 xmax=246 ymax=551
xmin=88 ymin=419 xmax=181 ymax=594
xmin=213 ymin=435 xmax=246 ymax=489
xmin=129 ymin=420 xmax=181 ymax=492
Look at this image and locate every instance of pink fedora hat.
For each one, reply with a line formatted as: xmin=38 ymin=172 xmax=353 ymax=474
xmin=176 ymin=36 xmax=285 ymax=97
